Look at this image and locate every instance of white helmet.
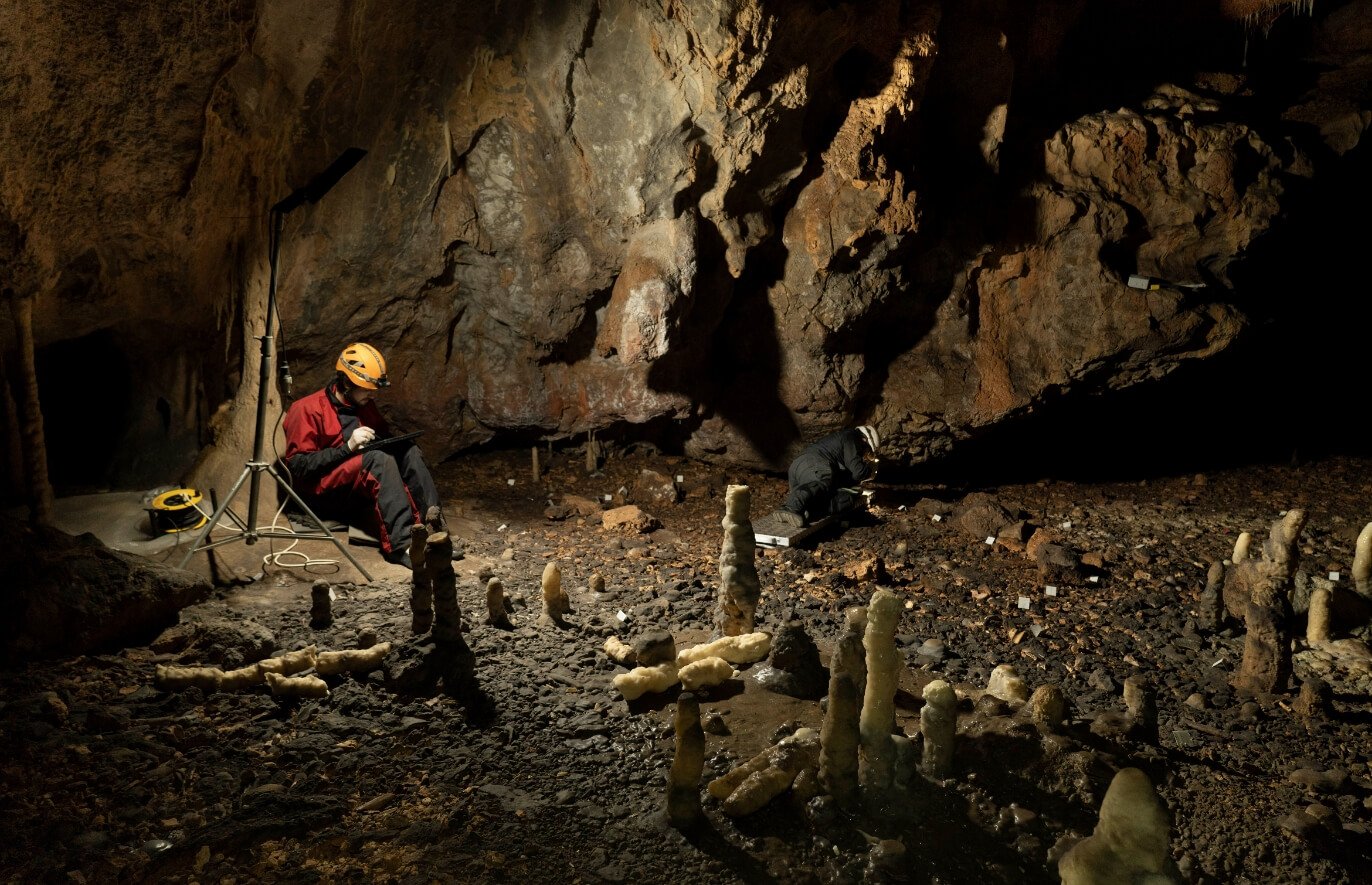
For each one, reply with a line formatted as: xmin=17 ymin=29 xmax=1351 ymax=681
xmin=856 ymin=425 xmax=880 ymax=452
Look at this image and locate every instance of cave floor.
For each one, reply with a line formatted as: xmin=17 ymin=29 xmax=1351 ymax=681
xmin=3 ymin=447 xmax=1371 ymax=884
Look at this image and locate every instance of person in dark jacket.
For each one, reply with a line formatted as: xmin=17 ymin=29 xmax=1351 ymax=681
xmin=770 ymin=426 xmax=880 ymax=529
xmin=282 ymin=342 xmax=441 ymax=568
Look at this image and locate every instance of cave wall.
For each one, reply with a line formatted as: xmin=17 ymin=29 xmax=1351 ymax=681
xmin=1 ymin=0 xmax=1368 ymax=497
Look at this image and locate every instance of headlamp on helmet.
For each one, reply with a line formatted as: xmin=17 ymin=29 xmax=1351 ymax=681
xmin=336 ymin=342 xmax=389 ymax=390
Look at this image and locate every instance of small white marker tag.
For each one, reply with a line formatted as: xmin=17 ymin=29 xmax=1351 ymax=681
xmin=1060 ymin=520 xmax=1072 ymax=530
xmin=1044 ymin=586 xmax=1058 ymax=597
xmin=616 ymin=610 xmax=628 ymax=622
xmin=985 ymin=536 xmax=996 ymax=545
xmin=506 ymin=478 xmax=516 ymax=486
xmin=1088 ymin=575 xmax=1100 ymax=583
xmin=603 ymin=494 xmax=613 ymax=502
xmin=328 ymin=587 xmax=337 ymax=601
xmin=1017 ymin=596 xmax=1031 ymax=610
xmin=675 ymin=475 xmax=684 ymax=483
xmin=497 ymin=523 xmax=508 ymax=531
xmin=1211 ymin=658 xmax=1225 ymax=668
xmin=1329 ymin=571 xmax=1340 ymax=581
xmin=931 ymin=514 xmax=942 ymax=522
xmin=898 ymin=505 xmax=907 ymax=511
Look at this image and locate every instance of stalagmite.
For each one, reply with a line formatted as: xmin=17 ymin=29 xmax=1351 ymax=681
xmin=612 ymin=662 xmax=679 ymax=701
xmin=676 ymin=632 xmax=770 ymax=666
xmin=1353 ymin=522 xmax=1372 ymax=598
xmin=1123 ymin=676 xmax=1158 ymax=744
xmin=634 ymin=630 xmax=676 ymax=666
xmin=1025 ymin=684 xmax=1067 ymax=730
xmin=986 ymin=663 xmax=1030 ymax=704
xmin=265 ymin=672 xmax=330 ymax=699
xmin=1306 ymin=587 xmax=1332 ymax=644
xmin=666 ymin=692 xmax=705 ymax=829
xmin=1197 ymin=560 xmax=1225 ymax=631
xmin=678 ymin=656 xmax=735 ymax=691
xmin=409 ymin=523 xmax=433 ymax=634
xmin=219 ymin=664 xmax=264 ymax=690
xmin=540 ymin=561 xmax=571 ymax=626
xmin=819 ymin=606 xmax=867 ymax=809
xmin=716 ymin=485 xmax=761 ymax=636
xmin=920 ymin=679 xmax=956 ymax=778
xmin=315 ymin=642 xmax=392 ymax=676
xmin=1232 ymin=531 xmax=1252 ymax=564
xmin=859 ymin=588 xmax=901 ymax=804
xmin=155 ymin=665 xmax=224 ymax=693
xmin=485 ymin=578 xmax=512 ymax=628
xmin=310 ymin=580 xmax=332 ymax=629
xmin=428 ymin=532 xmax=461 ymax=642
xmin=1225 ymin=509 xmax=1305 ymax=695
xmin=1058 ymin=768 xmax=1179 ymax=885
xmin=710 ymin=729 xmax=820 ymax=817
xmin=257 ymin=646 xmax=317 ymax=676
xmin=531 ymin=446 xmax=540 ymax=483
xmin=1235 ymin=583 xmax=1292 ymax=696
xmin=604 ymin=636 xmax=637 ymax=666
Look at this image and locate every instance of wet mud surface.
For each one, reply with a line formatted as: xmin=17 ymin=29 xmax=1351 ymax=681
xmin=3 ymin=447 xmax=1371 ymax=883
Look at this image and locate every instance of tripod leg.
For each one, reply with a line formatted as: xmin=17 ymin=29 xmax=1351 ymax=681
xmin=267 ymin=465 xmax=375 ymax=582
xmin=178 ymin=465 xmax=254 ymax=570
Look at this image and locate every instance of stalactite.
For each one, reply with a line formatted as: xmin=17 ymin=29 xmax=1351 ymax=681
xmin=5 ymin=291 xmax=54 ymax=524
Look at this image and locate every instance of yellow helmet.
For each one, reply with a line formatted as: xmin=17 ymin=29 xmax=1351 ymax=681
xmin=336 ymin=342 xmax=389 ymax=389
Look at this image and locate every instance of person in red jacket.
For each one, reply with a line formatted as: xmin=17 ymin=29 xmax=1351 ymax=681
xmin=282 ymin=342 xmax=440 ymax=568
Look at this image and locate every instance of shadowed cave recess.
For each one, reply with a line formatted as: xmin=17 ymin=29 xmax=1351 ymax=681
xmin=2 ymin=1 xmax=1371 ymax=884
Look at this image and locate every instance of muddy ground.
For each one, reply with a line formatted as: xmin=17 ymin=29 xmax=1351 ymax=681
xmin=2 ymin=445 xmax=1371 ymax=884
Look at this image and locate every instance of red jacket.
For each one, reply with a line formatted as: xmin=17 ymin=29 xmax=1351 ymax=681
xmin=282 ymin=385 xmax=391 ymax=493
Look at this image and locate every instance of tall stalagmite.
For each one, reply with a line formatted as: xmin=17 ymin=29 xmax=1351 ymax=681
xmin=666 ymin=692 xmax=705 ymax=829
xmin=717 ymin=485 xmax=761 ymax=636
xmin=819 ymin=606 xmax=868 ymax=809
xmin=859 ymin=588 xmax=901 ymax=808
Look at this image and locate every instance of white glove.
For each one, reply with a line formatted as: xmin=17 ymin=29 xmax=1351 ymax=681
xmin=347 ymin=426 xmax=376 ymax=452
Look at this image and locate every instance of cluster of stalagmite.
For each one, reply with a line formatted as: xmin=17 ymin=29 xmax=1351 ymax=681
xmin=716 ymin=485 xmax=761 ymax=636
xmin=1228 ymin=509 xmax=1306 ymax=695
xmin=155 ymin=642 xmax=392 ymax=697
xmin=708 ymin=728 xmax=821 ymax=817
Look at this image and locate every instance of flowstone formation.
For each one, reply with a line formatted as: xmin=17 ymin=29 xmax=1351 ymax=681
xmin=717 ymin=485 xmax=761 ymax=636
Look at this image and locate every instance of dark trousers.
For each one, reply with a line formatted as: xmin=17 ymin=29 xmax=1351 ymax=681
xmin=302 ymin=443 xmax=439 ymax=554
xmin=782 ymin=456 xmax=861 ymax=522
